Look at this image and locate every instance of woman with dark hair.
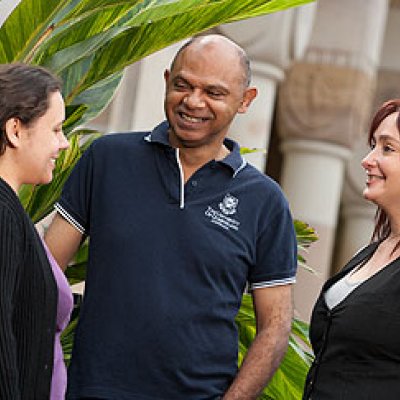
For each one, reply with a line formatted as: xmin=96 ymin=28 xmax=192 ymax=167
xmin=0 ymin=63 xmax=71 ymax=399
xmin=303 ymin=98 xmax=400 ymax=399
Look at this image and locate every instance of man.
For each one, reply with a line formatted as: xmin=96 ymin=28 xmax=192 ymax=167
xmin=45 ymin=34 xmax=297 ymax=400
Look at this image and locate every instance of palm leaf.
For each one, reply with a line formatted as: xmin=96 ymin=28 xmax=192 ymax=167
xmin=1 ymin=0 xmax=314 ymax=127
xmin=236 ymin=294 xmax=313 ymax=400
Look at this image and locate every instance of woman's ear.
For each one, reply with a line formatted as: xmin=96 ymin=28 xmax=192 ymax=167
xmin=4 ymin=118 xmax=22 ymax=148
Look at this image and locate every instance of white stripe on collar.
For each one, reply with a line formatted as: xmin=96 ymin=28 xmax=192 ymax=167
xmin=233 ymin=159 xmax=247 ymax=178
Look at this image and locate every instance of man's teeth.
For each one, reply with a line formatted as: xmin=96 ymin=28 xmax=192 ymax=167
xmin=181 ymin=113 xmax=205 ymax=122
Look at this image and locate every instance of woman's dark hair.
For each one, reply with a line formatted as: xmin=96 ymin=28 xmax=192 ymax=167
xmin=0 ymin=63 xmax=62 ymax=155
xmin=368 ymin=99 xmax=400 ymax=243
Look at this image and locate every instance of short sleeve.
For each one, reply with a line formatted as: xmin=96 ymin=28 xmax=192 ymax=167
xmin=248 ymin=195 xmax=297 ymax=290
xmin=55 ymin=144 xmax=94 ymax=235
xmin=0 ymin=206 xmax=23 ymax=399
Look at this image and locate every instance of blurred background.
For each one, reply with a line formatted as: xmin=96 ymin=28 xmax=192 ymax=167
xmin=2 ymin=0 xmax=399 ymax=321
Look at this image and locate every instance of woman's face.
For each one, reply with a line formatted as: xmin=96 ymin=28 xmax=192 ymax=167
xmin=19 ymin=90 xmax=69 ymax=185
xmin=361 ymin=112 xmax=400 ymax=209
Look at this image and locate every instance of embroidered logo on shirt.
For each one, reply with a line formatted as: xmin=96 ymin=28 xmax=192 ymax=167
xmin=205 ymin=194 xmax=240 ymax=231
xmin=219 ymin=193 xmax=238 ymax=215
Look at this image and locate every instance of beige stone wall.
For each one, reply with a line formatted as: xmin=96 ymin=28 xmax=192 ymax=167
xmin=278 ymin=62 xmax=374 ymax=148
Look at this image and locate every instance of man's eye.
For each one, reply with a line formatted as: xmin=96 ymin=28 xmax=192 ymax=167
xmin=208 ymin=91 xmax=223 ymax=98
xmin=174 ymin=81 xmax=188 ymax=89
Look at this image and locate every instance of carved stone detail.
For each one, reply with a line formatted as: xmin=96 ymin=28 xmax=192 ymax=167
xmin=277 ymin=62 xmax=375 ymax=148
xmin=373 ymin=69 xmax=400 ymax=111
xmin=391 ymin=0 xmax=400 ymax=8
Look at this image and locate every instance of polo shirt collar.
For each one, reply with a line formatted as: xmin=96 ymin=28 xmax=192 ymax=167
xmin=144 ymin=120 xmax=170 ymax=146
xmin=144 ymin=121 xmax=247 ymax=177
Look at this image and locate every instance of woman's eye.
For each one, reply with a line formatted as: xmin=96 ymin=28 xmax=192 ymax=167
xmin=383 ymin=145 xmax=394 ymax=153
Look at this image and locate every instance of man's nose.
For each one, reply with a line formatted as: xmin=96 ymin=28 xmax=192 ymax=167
xmin=183 ymin=90 xmax=205 ymax=108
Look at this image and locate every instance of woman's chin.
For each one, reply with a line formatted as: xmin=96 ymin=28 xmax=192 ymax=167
xmin=39 ymin=173 xmax=53 ymax=185
xmin=362 ymin=190 xmax=375 ymax=203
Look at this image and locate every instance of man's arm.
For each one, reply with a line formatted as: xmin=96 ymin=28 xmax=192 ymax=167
xmin=223 ymin=284 xmax=293 ymax=400
xmin=44 ymin=213 xmax=83 ymax=271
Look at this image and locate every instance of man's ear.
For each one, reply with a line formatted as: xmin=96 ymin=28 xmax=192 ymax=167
xmin=4 ymin=117 xmax=22 ymax=148
xmin=164 ymin=69 xmax=170 ymax=85
xmin=238 ymin=87 xmax=257 ymax=114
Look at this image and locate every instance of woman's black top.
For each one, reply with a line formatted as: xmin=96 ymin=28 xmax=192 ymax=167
xmin=303 ymin=242 xmax=400 ymax=399
xmin=0 ymin=177 xmax=57 ymax=399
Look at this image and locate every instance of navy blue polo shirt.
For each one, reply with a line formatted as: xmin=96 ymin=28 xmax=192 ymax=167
xmin=57 ymin=121 xmax=297 ymax=399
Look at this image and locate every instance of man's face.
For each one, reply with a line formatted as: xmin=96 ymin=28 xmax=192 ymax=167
xmin=164 ymin=41 xmax=256 ymax=149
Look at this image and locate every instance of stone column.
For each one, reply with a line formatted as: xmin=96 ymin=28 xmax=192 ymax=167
xmin=277 ymin=0 xmax=388 ymax=321
xmin=217 ymin=4 xmax=317 ymax=171
xmin=227 ymin=62 xmax=283 ymax=170
xmin=334 ymin=180 xmax=376 ymax=273
xmin=278 ymin=65 xmax=374 ymax=320
xmin=279 ymin=136 xmax=352 ymax=321
xmin=335 ymin=1 xmax=399 ymax=273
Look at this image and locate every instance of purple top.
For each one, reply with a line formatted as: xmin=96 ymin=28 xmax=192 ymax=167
xmin=42 ymin=239 xmax=74 ymax=400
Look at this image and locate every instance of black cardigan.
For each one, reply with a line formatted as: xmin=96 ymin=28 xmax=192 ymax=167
xmin=0 ymin=178 xmax=57 ymax=399
xmin=303 ymin=242 xmax=400 ymax=399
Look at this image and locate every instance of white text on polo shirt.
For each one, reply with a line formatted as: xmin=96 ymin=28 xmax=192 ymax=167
xmin=205 ymin=206 xmax=240 ymax=231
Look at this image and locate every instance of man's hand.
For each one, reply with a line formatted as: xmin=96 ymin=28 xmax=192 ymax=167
xmin=223 ymin=284 xmax=293 ymax=400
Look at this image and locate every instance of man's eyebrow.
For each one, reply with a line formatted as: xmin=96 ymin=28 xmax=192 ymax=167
xmin=205 ymin=84 xmax=229 ymax=93
xmin=172 ymin=74 xmax=189 ymax=83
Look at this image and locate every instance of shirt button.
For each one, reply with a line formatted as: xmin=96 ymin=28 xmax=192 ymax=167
xmin=44 ymin=364 xmax=49 ymax=370
xmin=191 ymin=180 xmax=198 ymax=187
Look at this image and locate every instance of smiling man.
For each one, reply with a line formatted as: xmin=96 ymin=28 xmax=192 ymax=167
xmin=45 ymin=34 xmax=297 ymax=400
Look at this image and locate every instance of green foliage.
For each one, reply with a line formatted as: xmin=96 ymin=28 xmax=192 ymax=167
xmin=0 ymin=0 xmax=314 ymax=130
xmin=235 ymin=220 xmax=316 ymax=399
xmin=237 ymin=295 xmax=312 ymax=399
xmin=60 ymin=315 xmax=79 ymax=366
xmin=295 ymin=219 xmax=318 ymax=273
xmin=240 ymin=147 xmax=267 ymax=155
xmin=1 ymin=0 xmax=317 ymax=397
xmin=65 ymin=241 xmax=88 ymax=285
xmin=4 ymin=0 xmax=314 ymax=222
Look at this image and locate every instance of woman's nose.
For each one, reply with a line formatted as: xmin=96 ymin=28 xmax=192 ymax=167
xmin=59 ymin=131 xmax=69 ymax=150
xmin=361 ymin=149 xmax=376 ymax=170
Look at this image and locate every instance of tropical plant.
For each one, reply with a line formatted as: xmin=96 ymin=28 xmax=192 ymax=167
xmin=1 ymin=0 xmax=315 ymax=221
xmin=1 ymin=0 xmax=317 ymax=398
xmin=236 ymin=220 xmax=317 ymax=399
